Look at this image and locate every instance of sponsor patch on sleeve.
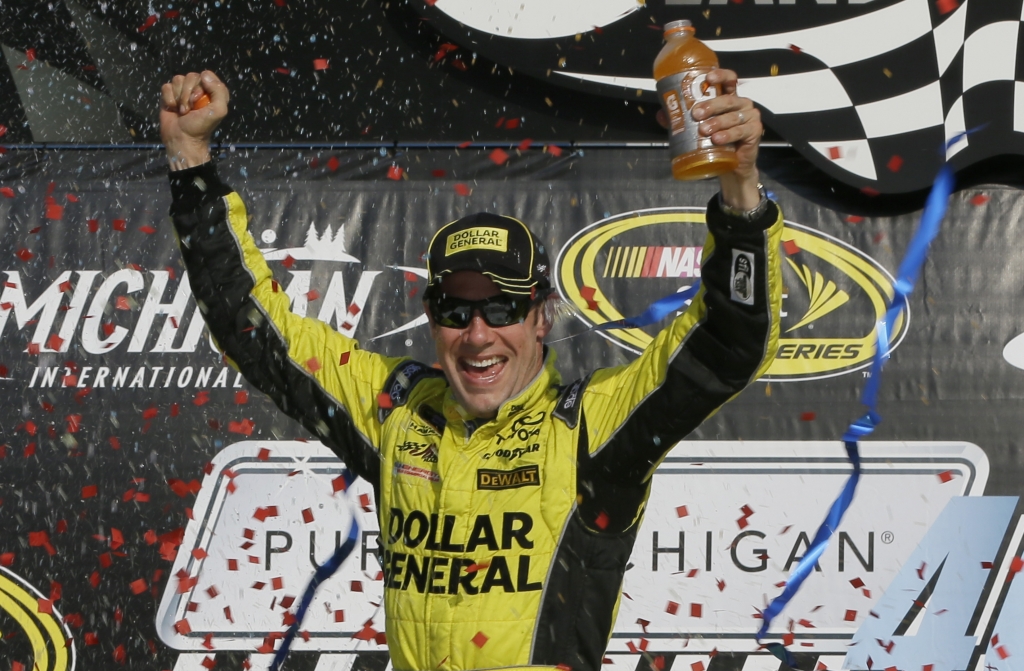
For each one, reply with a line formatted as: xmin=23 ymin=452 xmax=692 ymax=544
xmin=476 ymin=465 xmax=540 ymax=490
xmin=730 ymin=250 xmax=755 ymax=306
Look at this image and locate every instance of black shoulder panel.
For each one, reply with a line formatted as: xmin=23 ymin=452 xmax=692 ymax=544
xmin=552 ymin=374 xmax=590 ymax=429
xmin=377 ymin=360 xmax=446 ymax=424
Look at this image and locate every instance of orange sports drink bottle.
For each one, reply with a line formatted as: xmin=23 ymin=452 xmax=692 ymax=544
xmin=654 ymin=20 xmax=738 ymax=180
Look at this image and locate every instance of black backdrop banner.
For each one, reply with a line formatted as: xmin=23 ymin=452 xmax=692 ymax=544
xmin=1 ymin=148 xmax=1024 ymax=670
xmin=5 ymin=0 xmax=1024 ymax=194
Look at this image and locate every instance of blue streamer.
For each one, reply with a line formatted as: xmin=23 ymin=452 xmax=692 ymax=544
xmin=755 ymin=141 xmax=963 ymax=664
xmin=594 ymin=282 xmax=702 ymax=331
xmin=271 ymin=468 xmax=361 ymax=671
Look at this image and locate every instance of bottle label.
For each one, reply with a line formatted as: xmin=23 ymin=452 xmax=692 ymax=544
xmin=656 ymin=68 xmax=727 ymax=159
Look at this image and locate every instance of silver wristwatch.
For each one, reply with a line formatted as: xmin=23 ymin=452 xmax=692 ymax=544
xmin=719 ymin=183 xmax=769 ymax=222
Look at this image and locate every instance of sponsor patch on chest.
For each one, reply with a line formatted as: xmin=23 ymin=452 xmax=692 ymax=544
xmin=394 ymin=461 xmax=440 ymax=483
xmin=476 ymin=465 xmax=540 ymax=490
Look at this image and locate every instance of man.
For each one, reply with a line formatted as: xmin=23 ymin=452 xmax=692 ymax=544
xmin=162 ymin=70 xmax=782 ymax=671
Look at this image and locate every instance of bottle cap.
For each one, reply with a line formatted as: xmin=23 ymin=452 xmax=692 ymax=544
xmin=663 ymin=19 xmax=694 ymax=35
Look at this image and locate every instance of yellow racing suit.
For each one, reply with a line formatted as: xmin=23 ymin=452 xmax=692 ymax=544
xmin=169 ymin=163 xmax=783 ymax=671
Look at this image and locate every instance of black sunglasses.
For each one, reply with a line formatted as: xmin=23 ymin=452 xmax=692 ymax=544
xmin=427 ymin=291 xmax=546 ymax=329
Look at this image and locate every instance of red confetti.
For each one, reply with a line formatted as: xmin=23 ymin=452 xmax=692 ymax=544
xmin=0 ymin=552 xmax=13 ymax=566
xmin=917 ymin=561 xmax=927 ymax=579
xmin=547 ymin=145 xmax=563 ymax=157
xmin=846 ymin=215 xmax=864 ymax=224
xmin=996 ymin=645 xmax=1011 ymax=660
xmin=690 ymin=603 xmax=702 ymax=618
xmin=82 ymin=485 xmax=98 ymax=499
xmin=16 ymin=248 xmax=33 ymax=262
xmin=87 ymin=219 xmax=99 ymax=232
xmin=937 ymin=470 xmax=955 ymax=483
xmin=471 ymin=631 xmax=489 ymax=648
xmin=227 ymin=559 xmax=238 ymax=571
xmin=800 ymin=411 xmax=816 ymax=421
xmin=505 ymin=118 xmax=520 ymax=129
xmin=339 ymin=351 xmax=351 ymax=365
xmin=37 ymin=598 xmax=53 ymax=614
xmin=594 ymin=511 xmax=609 ymax=530
xmin=850 ymin=577 xmax=865 ymax=588
xmin=490 ymin=148 xmax=510 ymax=165
xmin=377 ymin=392 xmax=393 ymax=409
xmin=192 ymin=548 xmax=209 ymax=560
xmin=665 ymin=601 xmax=679 ymax=615
xmin=332 ymin=475 xmax=348 ymax=493
xmin=431 ymin=169 xmax=446 ymax=177
xmin=302 ymin=508 xmax=314 ymax=523
xmin=46 ymin=203 xmax=64 ymax=220
xmin=936 ymin=0 xmax=958 ymax=14
xmin=783 ymin=239 xmax=801 ymax=256
xmin=828 ymin=146 xmax=842 ymax=160
xmin=306 ymin=357 xmax=321 ymax=373
xmin=112 ymin=219 xmax=126 ymax=231
xmin=334 ymin=610 xmax=345 ymax=622
xmin=174 ymin=619 xmax=192 ymax=635
xmin=272 ymin=577 xmax=284 ymax=590
xmin=0 ymin=187 xmax=14 ymax=198
xmin=716 ymin=579 xmax=726 ymax=591
xmin=887 ymin=155 xmax=904 ymax=172
xmin=454 ymin=183 xmax=471 ymax=196
xmin=229 ymin=419 xmax=255 ymax=435
xmin=1010 ymin=556 xmax=1023 ymax=574
xmin=130 ymin=578 xmax=148 ymax=595
xmin=691 ymin=662 xmax=704 ymax=671
xmin=971 ymin=194 xmax=989 ymax=206
xmin=313 ymin=58 xmax=329 ymax=70
xmin=844 ymin=609 xmax=857 ymax=621
xmin=675 ymin=505 xmax=689 ymax=518
xmin=387 ymin=164 xmax=405 ymax=180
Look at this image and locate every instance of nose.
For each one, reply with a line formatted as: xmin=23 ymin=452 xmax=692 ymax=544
xmin=462 ymin=310 xmax=495 ymax=346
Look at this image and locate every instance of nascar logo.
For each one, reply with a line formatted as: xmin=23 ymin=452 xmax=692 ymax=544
xmin=554 ymin=207 xmax=906 ymax=381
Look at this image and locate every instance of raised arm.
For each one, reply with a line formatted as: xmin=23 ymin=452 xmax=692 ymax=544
xmin=575 ymin=69 xmax=783 ymax=531
xmin=161 ymin=71 xmax=402 ymax=481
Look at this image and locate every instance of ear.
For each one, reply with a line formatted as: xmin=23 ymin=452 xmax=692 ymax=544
xmin=533 ymin=301 xmax=553 ymax=341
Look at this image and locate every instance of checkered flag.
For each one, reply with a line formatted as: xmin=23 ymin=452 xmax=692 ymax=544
xmin=708 ymin=0 xmax=1024 ymax=193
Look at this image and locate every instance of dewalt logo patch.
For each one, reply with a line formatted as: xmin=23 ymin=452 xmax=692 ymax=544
xmin=554 ymin=208 xmax=906 ymax=381
xmin=477 ymin=465 xmax=540 ymax=490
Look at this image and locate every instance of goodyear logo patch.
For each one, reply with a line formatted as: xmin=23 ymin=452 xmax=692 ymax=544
xmin=477 ymin=465 xmax=540 ymax=490
xmin=446 ymin=228 xmax=508 ymax=256
xmin=554 ymin=208 xmax=906 ymax=381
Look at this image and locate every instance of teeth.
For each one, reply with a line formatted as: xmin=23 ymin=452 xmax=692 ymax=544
xmin=466 ymin=357 xmax=502 ymax=368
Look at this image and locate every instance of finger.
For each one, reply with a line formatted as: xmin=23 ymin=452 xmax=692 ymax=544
xmin=170 ymin=74 xmax=186 ymax=106
xmin=177 ymin=72 xmax=203 ymax=114
xmin=199 ymin=70 xmax=230 ymax=108
xmin=706 ymin=68 xmax=739 ymax=95
xmin=655 ymin=108 xmax=669 ymax=130
xmin=161 ymin=82 xmax=178 ymax=111
xmin=707 ymin=110 xmax=762 ymax=147
xmin=692 ymin=92 xmax=749 ymax=122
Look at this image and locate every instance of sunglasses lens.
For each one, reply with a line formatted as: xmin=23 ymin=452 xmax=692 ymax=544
xmin=481 ymin=297 xmax=525 ymax=327
xmin=434 ymin=298 xmax=472 ymax=328
xmin=430 ymin=294 xmax=531 ymax=329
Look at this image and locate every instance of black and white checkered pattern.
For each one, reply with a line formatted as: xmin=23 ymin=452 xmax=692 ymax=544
xmin=709 ymin=0 xmax=1024 ymax=193
xmin=170 ymin=651 xmax=851 ymax=671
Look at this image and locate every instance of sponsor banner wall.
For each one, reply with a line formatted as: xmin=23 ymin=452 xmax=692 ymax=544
xmin=1 ymin=148 xmax=1024 ymax=670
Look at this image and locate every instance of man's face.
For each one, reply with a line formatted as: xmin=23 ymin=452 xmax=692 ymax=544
xmin=427 ymin=271 xmax=551 ymax=420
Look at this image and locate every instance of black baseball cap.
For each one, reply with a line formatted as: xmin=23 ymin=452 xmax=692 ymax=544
xmin=426 ymin=213 xmax=551 ymax=297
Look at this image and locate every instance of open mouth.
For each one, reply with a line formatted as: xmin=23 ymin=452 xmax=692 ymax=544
xmin=458 ymin=355 xmax=507 ymax=383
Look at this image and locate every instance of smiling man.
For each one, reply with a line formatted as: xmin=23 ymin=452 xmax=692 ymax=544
xmin=162 ymin=70 xmax=782 ymax=671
